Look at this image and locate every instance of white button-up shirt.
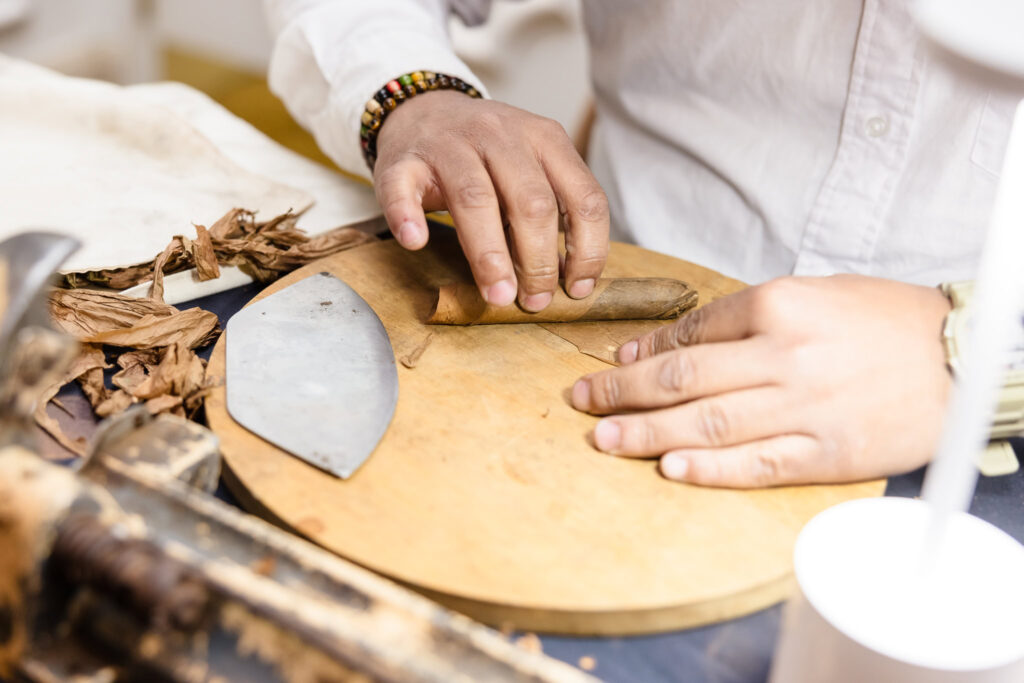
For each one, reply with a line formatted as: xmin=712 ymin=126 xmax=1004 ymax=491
xmin=266 ymin=0 xmax=1017 ymax=285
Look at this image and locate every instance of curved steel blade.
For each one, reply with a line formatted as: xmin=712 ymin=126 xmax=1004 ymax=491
xmin=226 ymin=272 xmax=398 ymax=479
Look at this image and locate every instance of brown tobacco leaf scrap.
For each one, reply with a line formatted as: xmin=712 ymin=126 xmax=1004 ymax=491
xmin=33 ymin=344 xmax=108 ymax=456
xmin=191 ymin=224 xmax=221 ymax=282
xmin=48 ymin=289 xmax=219 ymax=350
xmin=84 ymin=343 xmax=211 ymax=421
xmin=62 ymin=209 xmax=376 ymax=291
xmin=400 ymin=332 xmax=434 ymax=369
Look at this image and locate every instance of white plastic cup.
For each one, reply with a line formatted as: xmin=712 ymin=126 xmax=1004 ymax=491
xmin=770 ymin=497 xmax=1024 ymax=682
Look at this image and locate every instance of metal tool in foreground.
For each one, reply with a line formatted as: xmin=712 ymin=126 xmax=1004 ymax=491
xmin=226 ymin=272 xmax=398 ymax=479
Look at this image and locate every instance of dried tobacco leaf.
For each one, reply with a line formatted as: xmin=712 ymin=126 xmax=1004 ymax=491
xmin=62 ymin=209 xmax=376 ymax=290
xmin=49 ymin=289 xmax=180 ymax=336
xmin=95 ymin=389 xmax=133 ymax=418
xmin=84 ymin=309 xmax=218 ymax=350
xmin=192 ymin=224 xmax=220 ymax=281
xmin=33 ymin=344 xmax=107 ymax=456
xmin=48 ymin=289 xmax=218 ymax=349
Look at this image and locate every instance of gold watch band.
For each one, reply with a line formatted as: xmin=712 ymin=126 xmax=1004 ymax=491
xmin=939 ymin=280 xmax=1024 ymax=475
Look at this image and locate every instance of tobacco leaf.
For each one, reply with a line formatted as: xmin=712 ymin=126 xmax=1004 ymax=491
xmin=95 ymin=389 xmax=133 ymax=418
xmin=83 ymin=310 xmax=218 ymax=350
xmin=33 ymin=344 xmax=108 ymax=456
xmin=48 ymin=288 xmax=180 ymax=335
xmin=192 ymin=224 xmax=221 ymax=281
xmin=399 ymin=332 xmax=434 ymax=369
xmin=62 ymin=209 xmax=376 ymax=290
xmin=538 ymin=320 xmax=668 ymax=365
xmin=48 ymin=288 xmax=218 ymax=349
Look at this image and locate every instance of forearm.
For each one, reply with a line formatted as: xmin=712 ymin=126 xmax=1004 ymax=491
xmin=264 ymin=0 xmax=492 ymax=178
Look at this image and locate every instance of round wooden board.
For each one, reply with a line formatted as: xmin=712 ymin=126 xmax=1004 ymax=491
xmin=206 ymin=228 xmax=885 ymax=635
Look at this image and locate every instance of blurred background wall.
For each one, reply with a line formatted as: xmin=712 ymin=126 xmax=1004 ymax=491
xmin=0 ymin=0 xmax=591 ymax=173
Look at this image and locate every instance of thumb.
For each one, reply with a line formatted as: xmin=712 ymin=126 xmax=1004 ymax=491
xmin=374 ymin=158 xmax=433 ymax=250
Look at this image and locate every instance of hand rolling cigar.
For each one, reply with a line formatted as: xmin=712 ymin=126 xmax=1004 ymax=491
xmin=427 ymin=278 xmax=698 ymax=325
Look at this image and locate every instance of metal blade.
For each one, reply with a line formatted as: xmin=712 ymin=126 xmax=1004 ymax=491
xmin=225 ymin=272 xmax=398 ymax=479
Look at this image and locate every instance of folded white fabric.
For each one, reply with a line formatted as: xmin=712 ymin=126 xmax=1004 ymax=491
xmin=0 ymin=55 xmax=382 ymax=301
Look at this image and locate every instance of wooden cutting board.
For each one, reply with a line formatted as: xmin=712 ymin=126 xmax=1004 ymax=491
xmin=205 ymin=227 xmax=885 ymax=635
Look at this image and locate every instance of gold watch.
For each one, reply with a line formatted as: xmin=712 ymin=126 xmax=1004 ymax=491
xmin=940 ymin=281 xmax=1024 ymax=476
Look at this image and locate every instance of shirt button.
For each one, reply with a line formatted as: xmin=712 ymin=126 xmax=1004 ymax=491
xmin=865 ymin=115 xmax=889 ymax=137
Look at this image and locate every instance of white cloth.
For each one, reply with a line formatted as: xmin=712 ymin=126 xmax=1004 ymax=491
xmin=266 ymin=0 xmax=1017 ymax=285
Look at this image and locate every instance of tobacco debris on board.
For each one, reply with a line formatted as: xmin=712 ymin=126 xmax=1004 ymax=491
xmin=38 ymin=208 xmax=376 ymax=456
xmin=399 ymin=332 xmax=434 ymax=369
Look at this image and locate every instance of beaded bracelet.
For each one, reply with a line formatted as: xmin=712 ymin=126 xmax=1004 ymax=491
xmin=359 ymin=71 xmax=482 ymax=170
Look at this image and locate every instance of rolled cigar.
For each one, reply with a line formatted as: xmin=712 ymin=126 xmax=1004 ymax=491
xmin=427 ymin=277 xmax=698 ymax=325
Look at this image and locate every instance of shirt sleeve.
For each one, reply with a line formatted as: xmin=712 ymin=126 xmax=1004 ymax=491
xmin=264 ymin=0 xmax=494 ymax=180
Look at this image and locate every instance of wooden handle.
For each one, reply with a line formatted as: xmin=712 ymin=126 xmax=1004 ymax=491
xmin=427 ymin=277 xmax=698 ymax=325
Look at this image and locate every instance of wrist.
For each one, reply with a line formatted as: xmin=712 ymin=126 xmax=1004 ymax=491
xmin=375 ymin=90 xmax=475 ymax=158
xmin=359 ymin=71 xmax=482 ymax=170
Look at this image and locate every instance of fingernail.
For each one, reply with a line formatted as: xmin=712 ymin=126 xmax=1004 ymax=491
xmin=568 ymin=278 xmax=595 ymax=299
xmin=398 ymin=220 xmax=420 ymax=246
xmin=593 ymin=419 xmax=621 ymax=452
xmin=522 ymin=291 xmax=553 ymax=312
xmin=571 ymin=378 xmax=591 ymax=410
xmin=660 ymin=454 xmax=689 ymax=480
xmin=618 ymin=340 xmax=639 ymax=365
xmin=486 ymin=279 xmax=517 ymax=306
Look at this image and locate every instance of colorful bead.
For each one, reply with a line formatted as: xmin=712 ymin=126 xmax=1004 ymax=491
xmin=361 ymin=71 xmax=483 ymax=171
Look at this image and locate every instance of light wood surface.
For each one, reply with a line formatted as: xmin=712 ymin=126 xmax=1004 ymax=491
xmin=205 ymin=227 xmax=885 ymax=635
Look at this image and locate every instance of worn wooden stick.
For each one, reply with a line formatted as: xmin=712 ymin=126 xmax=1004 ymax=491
xmin=427 ymin=277 xmax=698 ymax=325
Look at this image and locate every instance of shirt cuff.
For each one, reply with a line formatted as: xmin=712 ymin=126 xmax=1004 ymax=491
xmin=267 ymin=1 xmax=489 ymax=180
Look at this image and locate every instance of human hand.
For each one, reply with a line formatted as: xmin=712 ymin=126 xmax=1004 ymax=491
xmin=374 ymin=90 xmax=609 ymax=311
xmin=570 ymin=275 xmax=953 ymax=487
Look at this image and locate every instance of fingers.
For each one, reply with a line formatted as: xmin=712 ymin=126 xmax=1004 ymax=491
xmin=590 ymin=386 xmax=791 ymax=457
xmin=374 ymin=158 xmax=432 ymax=250
xmin=433 ymin=149 xmax=518 ymax=306
xmin=618 ymin=292 xmax=759 ymax=364
xmin=573 ymin=339 xmax=777 ymax=415
xmin=659 ymin=434 xmax=822 ymax=488
xmin=485 ymin=147 xmax=560 ymax=311
xmin=541 ymin=131 xmax=609 ymax=299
